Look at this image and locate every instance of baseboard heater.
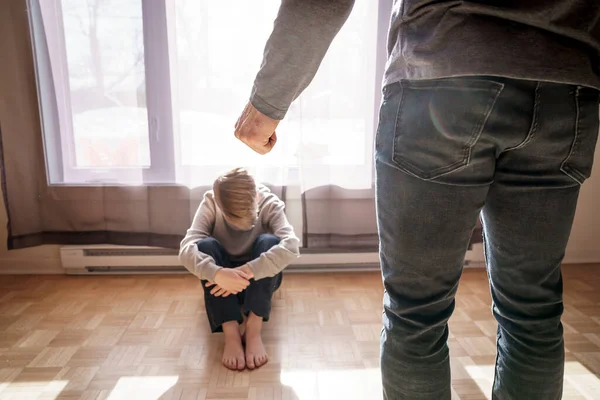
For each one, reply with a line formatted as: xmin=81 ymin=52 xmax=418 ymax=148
xmin=59 ymin=245 xmax=383 ymax=275
xmin=60 ymin=245 xmax=481 ymax=275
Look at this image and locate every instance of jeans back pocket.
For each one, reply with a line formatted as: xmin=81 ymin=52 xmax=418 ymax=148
xmin=392 ymin=79 xmax=503 ymax=180
xmin=560 ymin=86 xmax=600 ymax=185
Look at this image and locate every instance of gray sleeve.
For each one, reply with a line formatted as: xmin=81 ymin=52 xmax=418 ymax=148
xmin=178 ymin=194 xmax=221 ymax=282
xmin=250 ymin=0 xmax=355 ymax=120
xmin=246 ymin=200 xmax=300 ymax=280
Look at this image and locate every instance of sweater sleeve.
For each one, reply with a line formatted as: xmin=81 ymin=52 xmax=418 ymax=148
xmin=178 ymin=193 xmax=222 ymax=282
xmin=247 ymin=200 xmax=300 ymax=280
xmin=250 ymin=0 xmax=355 ymax=120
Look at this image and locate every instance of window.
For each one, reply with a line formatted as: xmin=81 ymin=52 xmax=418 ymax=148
xmin=29 ymin=0 xmax=384 ymax=189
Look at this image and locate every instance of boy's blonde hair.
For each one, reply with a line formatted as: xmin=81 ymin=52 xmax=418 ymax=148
xmin=213 ymin=168 xmax=257 ymax=230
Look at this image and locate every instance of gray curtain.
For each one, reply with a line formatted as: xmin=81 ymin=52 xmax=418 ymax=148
xmin=0 ymin=0 xmax=481 ymax=252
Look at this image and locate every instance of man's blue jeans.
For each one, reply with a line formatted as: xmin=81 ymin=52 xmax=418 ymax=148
xmin=375 ymin=77 xmax=599 ymax=399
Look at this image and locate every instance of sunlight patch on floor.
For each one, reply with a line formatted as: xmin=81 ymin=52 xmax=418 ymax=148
xmin=564 ymin=361 xmax=600 ymax=400
xmin=0 ymin=380 xmax=68 ymax=399
xmin=106 ymin=376 xmax=179 ymax=400
xmin=464 ymin=362 xmax=494 ymax=399
xmin=464 ymin=361 xmax=600 ymax=400
xmin=281 ymin=368 xmax=382 ymax=400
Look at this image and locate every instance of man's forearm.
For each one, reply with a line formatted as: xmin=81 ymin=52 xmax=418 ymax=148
xmin=251 ymin=0 xmax=355 ymax=120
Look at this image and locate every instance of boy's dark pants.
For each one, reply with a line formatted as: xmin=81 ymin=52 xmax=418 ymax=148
xmin=197 ymin=234 xmax=283 ymax=332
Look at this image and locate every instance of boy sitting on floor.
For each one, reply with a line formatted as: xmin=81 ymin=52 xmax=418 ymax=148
xmin=179 ymin=168 xmax=300 ymax=370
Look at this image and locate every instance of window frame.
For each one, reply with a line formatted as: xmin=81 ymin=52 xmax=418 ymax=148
xmin=28 ymin=0 xmax=391 ymax=187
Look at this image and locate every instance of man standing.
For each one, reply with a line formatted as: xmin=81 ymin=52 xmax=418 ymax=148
xmin=234 ymin=1 xmax=600 ymax=398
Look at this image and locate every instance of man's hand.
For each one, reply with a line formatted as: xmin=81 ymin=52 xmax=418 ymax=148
xmin=210 ymin=268 xmax=251 ymax=295
xmin=234 ymin=102 xmax=279 ymax=155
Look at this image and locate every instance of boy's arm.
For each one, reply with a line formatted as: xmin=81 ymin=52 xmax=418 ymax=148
xmin=179 ymin=194 xmax=222 ymax=281
xmin=250 ymin=0 xmax=355 ymax=120
xmin=246 ymin=201 xmax=300 ymax=280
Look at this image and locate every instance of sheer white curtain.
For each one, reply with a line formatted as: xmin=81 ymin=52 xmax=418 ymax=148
xmin=171 ymin=0 xmax=378 ymax=190
xmin=33 ymin=0 xmax=378 ymax=191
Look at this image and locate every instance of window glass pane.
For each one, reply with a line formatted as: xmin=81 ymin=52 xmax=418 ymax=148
xmin=32 ymin=0 xmax=378 ymax=187
xmin=172 ymin=0 xmax=377 ymax=185
xmin=285 ymin=0 xmax=375 ymax=167
xmin=62 ymin=0 xmax=149 ymax=168
xmin=173 ymin=1 xmax=281 ymax=169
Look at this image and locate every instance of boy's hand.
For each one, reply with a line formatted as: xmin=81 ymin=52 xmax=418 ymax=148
xmin=211 ymin=268 xmax=251 ymax=294
xmin=206 ymin=266 xmax=255 ymax=296
xmin=234 ymin=102 xmax=279 ymax=155
xmin=235 ymin=264 xmax=255 ymax=279
xmin=204 ymin=282 xmax=233 ymax=297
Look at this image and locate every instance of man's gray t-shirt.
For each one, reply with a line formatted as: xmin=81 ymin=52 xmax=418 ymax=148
xmin=250 ymin=0 xmax=600 ymax=121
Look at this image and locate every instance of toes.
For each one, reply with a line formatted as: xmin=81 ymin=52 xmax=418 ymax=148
xmin=223 ymin=357 xmax=234 ymax=370
xmin=236 ymin=356 xmax=246 ymax=370
xmin=246 ymin=354 xmax=256 ymax=370
xmin=256 ymin=354 xmax=268 ymax=368
xmin=224 ymin=355 xmax=245 ymax=371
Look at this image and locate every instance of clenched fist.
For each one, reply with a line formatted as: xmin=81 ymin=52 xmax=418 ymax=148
xmin=234 ymin=102 xmax=279 ymax=154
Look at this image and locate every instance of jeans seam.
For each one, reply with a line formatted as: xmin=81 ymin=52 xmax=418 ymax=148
xmin=464 ymin=82 xmax=505 ymax=164
xmin=560 ymin=86 xmax=586 ymax=184
xmin=505 ymin=82 xmax=541 ymax=152
xmin=376 ymin=157 xmax=493 ymax=187
xmin=481 ymin=218 xmax=501 ymax=397
xmin=391 ymin=81 xmax=406 ymax=170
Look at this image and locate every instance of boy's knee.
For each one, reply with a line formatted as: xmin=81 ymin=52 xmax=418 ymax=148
xmin=196 ymin=237 xmax=223 ymax=256
xmin=254 ymin=234 xmax=280 ymax=252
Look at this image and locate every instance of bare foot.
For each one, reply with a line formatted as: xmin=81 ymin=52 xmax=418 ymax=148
xmin=222 ymin=321 xmax=245 ymax=371
xmin=244 ymin=312 xmax=268 ymax=370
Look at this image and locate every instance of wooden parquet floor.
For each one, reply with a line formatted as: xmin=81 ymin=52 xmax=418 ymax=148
xmin=0 ymin=266 xmax=599 ymax=400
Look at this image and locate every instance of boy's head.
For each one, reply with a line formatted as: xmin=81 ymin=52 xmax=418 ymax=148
xmin=213 ymin=168 xmax=258 ymax=231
